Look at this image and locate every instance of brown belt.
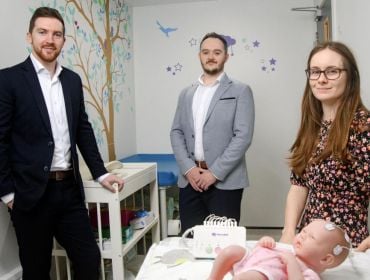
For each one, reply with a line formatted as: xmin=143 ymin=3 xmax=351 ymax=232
xmin=49 ymin=170 xmax=74 ymax=181
xmin=195 ymin=160 xmax=208 ymax=169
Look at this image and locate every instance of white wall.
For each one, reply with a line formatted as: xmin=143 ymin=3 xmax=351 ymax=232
xmin=0 ymin=1 xmax=28 ymax=277
xmin=0 ymin=2 xmax=30 ymax=68
xmin=0 ymin=207 xmax=21 ymax=280
xmin=332 ymin=0 xmax=370 ymax=107
xmin=133 ymin=0 xmax=317 ymax=227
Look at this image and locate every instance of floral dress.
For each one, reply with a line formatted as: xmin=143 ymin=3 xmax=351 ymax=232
xmin=291 ymin=110 xmax=370 ymax=247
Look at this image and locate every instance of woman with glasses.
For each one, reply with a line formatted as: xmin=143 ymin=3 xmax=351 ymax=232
xmin=280 ymin=41 xmax=370 ymax=250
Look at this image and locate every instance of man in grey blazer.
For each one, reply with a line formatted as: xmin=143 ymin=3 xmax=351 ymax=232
xmin=170 ymin=32 xmax=255 ymax=232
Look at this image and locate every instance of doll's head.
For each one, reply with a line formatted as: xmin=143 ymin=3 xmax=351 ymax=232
xmin=293 ymin=219 xmax=350 ymax=273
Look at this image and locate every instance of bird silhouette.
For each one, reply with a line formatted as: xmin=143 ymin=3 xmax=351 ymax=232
xmin=156 ymin=20 xmax=178 ymax=37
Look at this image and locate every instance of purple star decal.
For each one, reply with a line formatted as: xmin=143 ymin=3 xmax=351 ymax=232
xmin=253 ymin=40 xmax=260 ymax=47
xmin=261 ymin=66 xmax=267 ymax=71
xmin=269 ymin=58 xmax=277 ymax=65
xmin=166 ymin=66 xmax=172 ymax=72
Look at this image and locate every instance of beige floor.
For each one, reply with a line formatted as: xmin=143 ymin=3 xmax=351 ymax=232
xmin=246 ymin=228 xmax=282 ymax=241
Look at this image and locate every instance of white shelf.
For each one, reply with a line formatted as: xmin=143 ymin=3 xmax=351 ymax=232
xmin=100 ymin=217 xmax=160 ymax=259
xmin=52 ymin=162 xmax=160 ymax=279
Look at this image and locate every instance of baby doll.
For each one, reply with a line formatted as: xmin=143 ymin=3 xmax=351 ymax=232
xmin=208 ymin=219 xmax=350 ymax=280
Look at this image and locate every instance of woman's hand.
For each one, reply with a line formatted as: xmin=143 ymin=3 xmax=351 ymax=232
xmin=280 ymin=229 xmax=296 ymax=244
xmin=356 ymin=236 xmax=370 ymax=252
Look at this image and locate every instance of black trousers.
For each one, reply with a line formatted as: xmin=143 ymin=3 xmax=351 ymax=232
xmin=10 ymin=178 xmax=100 ymax=280
xmin=179 ymin=184 xmax=244 ymax=234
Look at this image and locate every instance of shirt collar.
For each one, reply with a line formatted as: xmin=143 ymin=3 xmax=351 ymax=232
xmin=30 ymin=53 xmax=63 ymax=77
xmin=198 ymin=72 xmax=225 ymax=86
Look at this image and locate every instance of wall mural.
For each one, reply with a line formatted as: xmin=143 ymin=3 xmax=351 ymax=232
xmin=156 ymin=20 xmax=178 ymax=37
xmin=166 ymin=62 xmax=183 ymax=76
xmin=30 ymin=0 xmax=132 ymax=161
xmin=164 ymin=30 xmax=278 ymax=77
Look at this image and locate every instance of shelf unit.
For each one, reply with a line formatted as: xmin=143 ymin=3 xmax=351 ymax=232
xmin=52 ymin=162 xmax=160 ymax=279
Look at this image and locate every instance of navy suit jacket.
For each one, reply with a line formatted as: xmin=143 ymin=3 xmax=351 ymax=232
xmin=0 ymin=57 xmax=107 ymax=210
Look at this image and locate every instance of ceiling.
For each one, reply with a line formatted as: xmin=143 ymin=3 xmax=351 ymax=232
xmin=125 ymin=0 xmax=216 ymax=7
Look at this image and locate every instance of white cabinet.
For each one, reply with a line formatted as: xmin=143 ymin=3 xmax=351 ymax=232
xmin=52 ymin=162 xmax=160 ymax=279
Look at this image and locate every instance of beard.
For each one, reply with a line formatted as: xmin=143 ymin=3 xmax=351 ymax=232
xmin=201 ymin=60 xmax=225 ymax=76
xmin=34 ymin=44 xmax=61 ymax=63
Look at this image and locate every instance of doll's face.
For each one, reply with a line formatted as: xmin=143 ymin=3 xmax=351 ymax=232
xmin=294 ymin=220 xmax=350 ymax=271
xmin=294 ymin=220 xmax=328 ymax=259
xmin=293 ymin=220 xmax=342 ymax=269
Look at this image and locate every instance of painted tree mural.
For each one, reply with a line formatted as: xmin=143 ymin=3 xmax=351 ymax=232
xmin=32 ymin=0 xmax=131 ymax=161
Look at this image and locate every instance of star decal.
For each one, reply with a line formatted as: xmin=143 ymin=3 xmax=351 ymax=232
xmin=189 ymin=38 xmax=197 ymax=47
xmin=269 ymin=58 xmax=277 ymax=65
xmin=174 ymin=63 xmax=183 ymax=71
xmin=260 ymin=57 xmax=278 ymax=73
xmin=252 ymin=40 xmax=260 ymax=47
xmin=165 ymin=63 xmax=183 ymax=76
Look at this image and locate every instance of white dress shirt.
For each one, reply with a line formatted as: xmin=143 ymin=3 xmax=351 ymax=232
xmin=31 ymin=54 xmax=72 ymax=171
xmin=192 ymin=72 xmax=223 ymax=161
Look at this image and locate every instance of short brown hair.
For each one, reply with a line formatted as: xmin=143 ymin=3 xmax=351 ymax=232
xmin=29 ymin=7 xmax=65 ymax=35
xmin=200 ymin=32 xmax=228 ymax=53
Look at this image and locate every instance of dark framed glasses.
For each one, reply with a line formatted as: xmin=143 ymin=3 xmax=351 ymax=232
xmin=305 ymin=67 xmax=347 ymax=80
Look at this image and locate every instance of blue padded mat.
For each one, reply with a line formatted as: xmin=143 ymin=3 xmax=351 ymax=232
xmin=120 ymin=154 xmax=179 ymax=187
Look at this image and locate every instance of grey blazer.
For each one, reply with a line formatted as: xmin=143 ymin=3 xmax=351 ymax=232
xmin=170 ymin=74 xmax=255 ymax=190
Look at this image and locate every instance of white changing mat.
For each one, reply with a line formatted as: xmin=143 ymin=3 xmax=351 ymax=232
xmin=136 ymin=238 xmax=370 ymax=280
xmin=322 ymin=249 xmax=370 ymax=280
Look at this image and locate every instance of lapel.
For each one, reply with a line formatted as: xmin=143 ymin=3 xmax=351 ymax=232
xmin=59 ymin=71 xmax=73 ymax=134
xmin=204 ymin=73 xmax=232 ymax=123
xmin=186 ymin=83 xmax=198 ymax=131
xmin=22 ymin=57 xmax=52 ymax=135
xmin=22 ymin=57 xmax=73 ymax=137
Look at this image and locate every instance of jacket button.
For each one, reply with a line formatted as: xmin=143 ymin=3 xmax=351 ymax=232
xmin=44 ymin=166 xmax=49 ymax=172
xmin=191 ymin=152 xmax=194 ymax=155
xmin=48 ymin=141 xmax=53 ymax=147
xmin=191 ymin=134 xmax=194 ymax=138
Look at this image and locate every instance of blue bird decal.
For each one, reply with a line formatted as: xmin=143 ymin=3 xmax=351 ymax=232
xmin=156 ymin=20 xmax=178 ymax=37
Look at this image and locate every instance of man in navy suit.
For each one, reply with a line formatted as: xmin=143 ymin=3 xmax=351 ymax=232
xmin=171 ymin=32 xmax=255 ymax=233
xmin=0 ymin=7 xmax=124 ymax=280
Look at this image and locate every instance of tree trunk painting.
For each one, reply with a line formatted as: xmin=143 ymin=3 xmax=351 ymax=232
xmin=65 ymin=0 xmax=129 ymax=161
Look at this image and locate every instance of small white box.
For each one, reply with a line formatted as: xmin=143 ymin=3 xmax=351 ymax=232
xmin=129 ymin=212 xmax=155 ymax=229
xmin=103 ymin=239 xmax=112 ymax=250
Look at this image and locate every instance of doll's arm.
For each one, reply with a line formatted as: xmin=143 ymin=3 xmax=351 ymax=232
xmin=208 ymin=245 xmax=246 ymax=280
xmin=279 ymin=251 xmax=305 ymax=280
